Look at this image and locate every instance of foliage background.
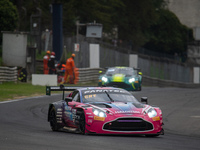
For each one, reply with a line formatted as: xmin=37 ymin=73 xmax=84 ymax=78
xmin=0 ymin=0 xmax=194 ymax=56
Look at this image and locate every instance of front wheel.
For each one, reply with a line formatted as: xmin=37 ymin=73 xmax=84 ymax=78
xmin=49 ymin=107 xmax=61 ymax=131
xmin=78 ymin=112 xmax=86 ymax=134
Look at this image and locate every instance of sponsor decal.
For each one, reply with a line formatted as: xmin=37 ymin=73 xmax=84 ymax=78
xmin=94 ymin=116 xmax=105 ymax=121
xmin=86 ymin=113 xmax=92 ymax=115
xmin=115 ymin=110 xmax=140 ymax=114
xmin=57 ymin=108 xmax=62 ymax=111
xmin=51 ymin=87 xmax=60 ymax=90
xmin=72 ymin=109 xmax=77 ymax=122
xmin=112 ymin=74 xmax=124 ymax=82
xmin=84 ymin=94 xmax=96 ymax=99
xmin=84 ymin=89 xmax=126 ymax=94
xmin=88 ymin=116 xmax=94 ymax=118
xmin=88 ymin=119 xmax=93 ymax=123
xmin=64 ymin=112 xmax=71 ymax=115
xmin=132 ymin=83 xmax=135 ymax=89
xmin=152 ymin=116 xmax=160 ymax=121
xmin=65 ymin=106 xmax=72 ymax=111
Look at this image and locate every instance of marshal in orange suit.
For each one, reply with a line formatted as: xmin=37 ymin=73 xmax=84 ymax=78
xmin=64 ymin=53 xmax=79 ymax=84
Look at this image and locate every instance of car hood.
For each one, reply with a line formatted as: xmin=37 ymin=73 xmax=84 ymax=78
xmin=89 ymin=102 xmax=146 ymax=115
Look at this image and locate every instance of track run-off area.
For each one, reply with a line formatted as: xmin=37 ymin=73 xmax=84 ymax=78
xmin=0 ymin=87 xmax=200 ymax=150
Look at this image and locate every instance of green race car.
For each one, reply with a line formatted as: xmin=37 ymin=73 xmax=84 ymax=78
xmin=98 ymin=67 xmax=142 ymax=91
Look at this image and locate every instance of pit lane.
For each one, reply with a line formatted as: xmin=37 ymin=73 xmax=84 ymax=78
xmin=0 ymin=87 xmax=200 ymax=150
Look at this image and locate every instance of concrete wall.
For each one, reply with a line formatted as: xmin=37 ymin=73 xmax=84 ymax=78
xmin=32 ymin=74 xmax=57 ymax=86
xmin=2 ymin=32 xmax=28 ymax=68
xmin=89 ymin=44 xmax=99 ymax=68
xmin=138 ymin=54 xmax=192 ymax=83
xmin=129 ymin=54 xmax=138 ymax=68
xmin=193 ymin=67 xmax=200 ymax=83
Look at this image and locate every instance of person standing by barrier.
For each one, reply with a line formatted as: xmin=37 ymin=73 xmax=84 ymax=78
xmin=48 ymin=52 xmax=56 ymax=74
xmin=63 ymin=53 xmax=76 ymax=84
xmin=43 ymin=50 xmax=51 ymax=74
xmin=18 ymin=67 xmax=27 ymax=82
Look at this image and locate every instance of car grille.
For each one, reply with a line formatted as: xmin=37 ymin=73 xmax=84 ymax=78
xmin=107 ymin=82 xmax=131 ymax=89
xmin=103 ymin=118 xmax=153 ymax=132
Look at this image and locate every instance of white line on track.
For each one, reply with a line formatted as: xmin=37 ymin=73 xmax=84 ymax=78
xmin=0 ymin=94 xmax=61 ymax=104
xmin=0 ymin=96 xmax=47 ymax=104
xmin=191 ymin=116 xmax=200 ymax=118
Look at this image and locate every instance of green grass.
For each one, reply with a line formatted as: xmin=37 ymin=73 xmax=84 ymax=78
xmin=0 ymin=81 xmax=98 ymax=102
xmin=0 ymin=82 xmax=46 ymax=101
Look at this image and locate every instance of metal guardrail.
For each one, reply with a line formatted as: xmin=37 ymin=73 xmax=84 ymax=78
xmin=1 ymin=66 xmax=199 ymax=88
xmin=78 ymin=68 xmax=200 ymax=88
xmin=143 ymin=75 xmax=200 ymax=88
xmin=78 ymin=68 xmax=106 ymax=83
xmin=0 ymin=67 xmax=18 ymax=82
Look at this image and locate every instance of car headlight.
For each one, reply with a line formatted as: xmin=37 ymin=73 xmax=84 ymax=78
xmin=92 ymin=108 xmax=107 ymax=117
xmin=102 ymin=77 xmax=108 ymax=82
xmin=129 ymin=78 xmax=135 ymax=83
xmin=147 ymin=108 xmax=157 ymax=118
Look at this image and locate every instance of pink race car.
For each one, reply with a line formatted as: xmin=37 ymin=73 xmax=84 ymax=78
xmin=47 ymin=86 xmax=164 ymax=137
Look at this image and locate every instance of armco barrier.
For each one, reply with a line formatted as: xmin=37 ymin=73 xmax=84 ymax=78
xmin=0 ymin=67 xmax=18 ymax=82
xmin=78 ymin=68 xmax=106 ymax=83
xmin=78 ymin=68 xmax=200 ymax=88
xmin=143 ymin=75 xmax=200 ymax=88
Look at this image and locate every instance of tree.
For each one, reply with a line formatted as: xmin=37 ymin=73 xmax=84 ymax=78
xmin=61 ymin=0 xmax=124 ymax=36
xmin=113 ymin=0 xmax=166 ymax=49
xmin=11 ymin=0 xmax=194 ymax=55
xmin=0 ymin=0 xmax=19 ymax=43
xmin=144 ymin=9 xmax=194 ymax=55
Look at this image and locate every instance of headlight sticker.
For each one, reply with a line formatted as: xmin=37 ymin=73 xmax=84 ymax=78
xmin=94 ymin=116 xmax=105 ymax=121
xmin=152 ymin=116 xmax=160 ymax=121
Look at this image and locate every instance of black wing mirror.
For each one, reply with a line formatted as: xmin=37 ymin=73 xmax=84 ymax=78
xmin=141 ymin=97 xmax=148 ymax=104
xmin=65 ymin=97 xmax=72 ymax=105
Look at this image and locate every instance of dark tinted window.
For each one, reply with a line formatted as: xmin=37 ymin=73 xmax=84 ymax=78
xmin=81 ymin=89 xmax=138 ymax=103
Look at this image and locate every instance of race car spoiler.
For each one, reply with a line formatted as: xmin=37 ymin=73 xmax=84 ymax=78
xmin=46 ymin=85 xmax=82 ymax=100
xmin=46 ymin=84 xmax=99 ymax=100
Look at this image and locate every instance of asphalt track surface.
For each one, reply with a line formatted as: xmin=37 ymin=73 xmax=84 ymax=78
xmin=0 ymin=87 xmax=200 ymax=150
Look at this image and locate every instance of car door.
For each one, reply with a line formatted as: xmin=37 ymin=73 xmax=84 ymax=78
xmin=64 ymin=90 xmax=81 ymax=127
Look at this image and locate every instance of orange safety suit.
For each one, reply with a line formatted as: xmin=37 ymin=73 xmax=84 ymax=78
xmin=43 ymin=55 xmax=49 ymax=74
xmin=64 ymin=57 xmax=75 ymax=83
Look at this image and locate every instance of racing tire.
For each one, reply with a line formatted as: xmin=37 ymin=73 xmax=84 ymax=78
xmin=78 ymin=112 xmax=86 ymax=135
xmin=49 ymin=107 xmax=61 ymax=131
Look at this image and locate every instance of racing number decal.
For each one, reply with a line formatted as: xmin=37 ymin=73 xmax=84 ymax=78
xmin=84 ymin=94 xmax=96 ymax=99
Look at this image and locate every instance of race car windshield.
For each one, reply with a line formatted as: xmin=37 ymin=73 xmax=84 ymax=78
xmin=106 ymin=67 xmax=135 ymax=76
xmin=82 ymin=89 xmax=138 ymax=103
xmin=105 ymin=91 xmax=114 ymax=102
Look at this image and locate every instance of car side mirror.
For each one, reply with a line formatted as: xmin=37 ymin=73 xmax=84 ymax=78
xmin=65 ymin=97 xmax=72 ymax=105
xmin=141 ymin=97 xmax=148 ymax=104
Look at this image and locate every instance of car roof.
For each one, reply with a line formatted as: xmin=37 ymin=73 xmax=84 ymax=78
xmin=77 ymin=86 xmax=126 ymax=91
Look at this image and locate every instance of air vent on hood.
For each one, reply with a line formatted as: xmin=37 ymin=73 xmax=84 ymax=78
xmin=132 ymin=102 xmax=145 ymax=108
xmin=91 ymin=103 xmax=112 ymax=108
